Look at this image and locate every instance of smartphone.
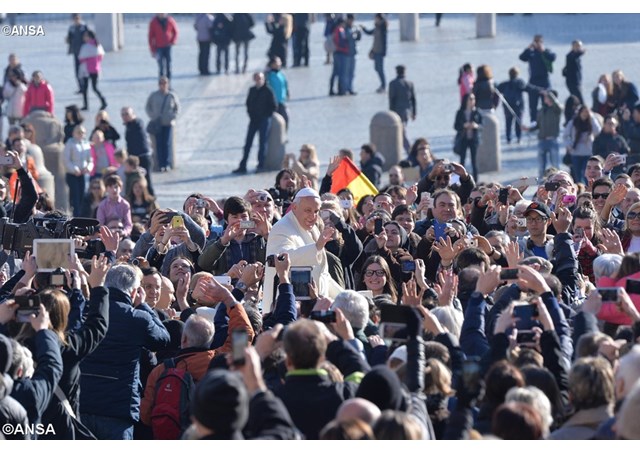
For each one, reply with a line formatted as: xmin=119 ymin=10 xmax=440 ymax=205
xmin=401 ymin=260 xmax=416 ymax=273
xmin=15 ymin=294 xmax=41 ymax=323
xmin=462 ymin=357 xmax=482 ymax=394
xmin=574 ymin=227 xmax=585 ymax=239
xmin=521 ymin=176 xmax=538 ymax=187
xmin=195 ymin=199 xmax=208 ymax=208
xmin=339 ymin=199 xmax=353 ymax=209
xmin=266 ymin=254 xmax=276 ymax=267
xmin=562 ymin=195 xmax=577 ymax=204
xmin=597 ymin=287 xmax=621 ymax=303
xmin=290 ymin=267 xmax=313 ymax=301
xmin=500 ymin=268 xmax=519 ymax=280
xmin=516 ymin=330 xmax=537 ymax=344
xmin=444 ymin=164 xmax=454 ymax=172
xmin=212 ymin=275 xmax=232 ymax=286
xmin=374 ymin=218 xmax=383 ymax=235
xmin=513 ymin=304 xmax=539 ymax=330
xmin=379 ymin=304 xmax=415 ymax=344
xmin=516 ymin=218 xmax=527 ymax=228
xmin=626 ymin=279 xmax=640 ymax=295
xmin=231 ymin=329 xmax=248 ymax=366
xmin=171 ymin=215 xmax=184 ymax=229
xmin=619 ymin=154 xmax=627 ymax=164
xmin=239 ymin=220 xmax=256 ymax=229
xmin=433 ymin=221 xmax=450 ymax=241
xmin=498 ymin=188 xmax=509 ymax=204
xmin=544 ymin=181 xmax=560 ymax=192
xmin=0 ymin=156 xmax=13 ymax=166
xmin=309 ymin=310 xmax=337 ymax=323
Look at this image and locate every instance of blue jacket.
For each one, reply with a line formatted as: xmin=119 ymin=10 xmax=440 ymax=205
xmin=519 ymin=47 xmax=556 ymax=87
xmin=266 ymin=69 xmax=288 ymax=105
xmin=79 ymin=288 xmax=169 ymax=422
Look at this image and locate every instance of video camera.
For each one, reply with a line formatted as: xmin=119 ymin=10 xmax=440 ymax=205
xmin=0 ymin=216 xmax=105 ymax=259
xmin=268 ymin=187 xmax=294 ymax=212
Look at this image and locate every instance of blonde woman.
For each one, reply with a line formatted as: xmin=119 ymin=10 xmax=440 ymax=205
xmin=283 ymin=143 xmax=320 ymax=189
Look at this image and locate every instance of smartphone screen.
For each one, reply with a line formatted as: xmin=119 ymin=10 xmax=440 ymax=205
xmin=374 ymin=218 xmax=383 ymax=235
xmin=171 ymin=215 xmax=184 ymax=229
xmin=434 ymin=221 xmax=448 ymax=241
xmin=597 ymin=287 xmax=620 ymax=303
xmin=309 ymin=310 xmax=336 ymax=323
xmin=462 ymin=357 xmax=482 ymax=394
xmin=626 ymin=279 xmax=640 ymax=295
xmin=290 ymin=267 xmax=312 ymax=300
xmin=498 ymin=188 xmax=509 ymax=204
xmin=401 ymin=260 xmax=416 ymax=272
xmin=500 ymin=268 xmax=519 ymax=280
xmin=544 ymin=182 xmax=560 ymax=192
xmin=513 ymin=304 xmax=539 ymax=330
xmin=516 ymin=330 xmax=537 ymax=344
xmin=231 ymin=329 xmax=248 ymax=366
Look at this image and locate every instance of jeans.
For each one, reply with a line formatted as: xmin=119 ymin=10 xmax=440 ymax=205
xmin=331 ymin=52 xmax=346 ymax=94
xmin=156 ymin=46 xmax=172 ymax=79
xmin=566 ymin=81 xmax=584 ymax=104
xmin=503 ymin=106 xmax=522 ymax=142
xmin=215 ymin=44 xmax=229 ymax=73
xmin=458 ymin=137 xmax=478 ymax=181
xmin=537 ymin=138 xmax=559 ymax=177
xmin=81 ymin=414 xmax=133 ymax=440
xmin=345 ymin=55 xmax=356 ymax=93
xmin=234 ymin=40 xmax=250 ymax=73
xmin=66 ymin=173 xmax=86 ymax=217
xmin=138 ymin=154 xmax=155 ymax=195
xmin=277 ymin=103 xmax=289 ymax=130
xmin=154 ymin=125 xmax=173 ymax=169
xmin=373 ymin=53 xmax=385 ymax=89
xmin=571 ymin=154 xmax=590 ymax=184
xmin=527 ymin=85 xmax=548 ymax=123
xmin=293 ymin=28 xmax=310 ymax=66
xmin=197 ymin=41 xmax=211 ymax=74
xmin=240 ymin=117 xmax=271 ymax=169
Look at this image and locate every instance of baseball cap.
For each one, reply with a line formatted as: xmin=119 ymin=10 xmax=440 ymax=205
xmin=524 ymin=202 xmax=551 ymax=219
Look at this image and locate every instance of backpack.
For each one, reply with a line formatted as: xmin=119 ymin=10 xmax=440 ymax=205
xmin=150 ymin=357 xmax=195 ymax=440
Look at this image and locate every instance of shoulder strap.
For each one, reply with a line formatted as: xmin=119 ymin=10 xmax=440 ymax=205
xmin=55 ymin=386 xmax=77 ymax=420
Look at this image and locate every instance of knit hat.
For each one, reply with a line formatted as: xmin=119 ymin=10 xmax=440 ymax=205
xmin=191 ymin=369 xmax=249 ymax=433
xmin=0 ymin=334 xmax=13 ymax=375
xmin=356 ymin=365 xmax=407 ymax=411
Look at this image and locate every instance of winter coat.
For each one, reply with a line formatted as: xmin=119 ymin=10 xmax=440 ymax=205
xmin=389 ymin=76 xmax=416 ymax=122
xmin=2 ymin=80 xmax=27 ymax=119
xmin=360 ymin=152 xmax=385 ymax=189
xmin=23 ymin=80 xmax=54 ymax=116
xmin=145 ymin=90 xmax=180 ymax=126
xmin=77 ymin=40 xmax=105 ymax=76
xmin=232 ymin=13 xmax=255 ymax=42
xmin=194 ymin=13 xmax=214 ymax=43
xmin=148 ymin=16 xmax=178 ymax=53
xmin=596 ymin=270 xmax=640 ymax=325
xmin=564 ymin=116 xmax=602 ymax=157
xmin=90 ymin=141 xmax=117 ymax=176
xmin=0 ymin=375 xmax=28 ymax=440
xmin=63 ymin=137 xmax=93 ymax=175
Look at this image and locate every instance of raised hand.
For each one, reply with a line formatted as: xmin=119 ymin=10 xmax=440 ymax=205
xmin=88 ymin=255 xmax=111 ymax=288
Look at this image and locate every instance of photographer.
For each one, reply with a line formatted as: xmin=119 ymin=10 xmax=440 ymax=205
xmin=269 ymin=169 xmax=297 ymax=216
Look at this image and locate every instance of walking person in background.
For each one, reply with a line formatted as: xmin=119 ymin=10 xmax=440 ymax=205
xmin=145 ymin=77 xmax=180 ymax=172
xmin=497 ymin=66 xmax=527 ymax=144
xmin=2 ymin=68 xmax=28 ymax=127
xmin=63 ymin=124 xmax=93 ymax=216
xmin=211 ymin=13 xmax=233 ymax=75
xmin=232 ymin=13 xmax=255 ymax=75
xmin=344 ymin=14 xmax=362 ymax=96
xmin=323 ymin=14 xmax=337 ymax=65
xmin=520 ymin=34 xmax=556 ymax=124
xmin=78 ymin=29 xmax=107 ymax=111
xmin=563 ymin=40 xmax=585 ymax=104
xmin=266 ymin=14 xmax=292 ymax=68
xmin=266 ymin=56 xmax=290 ymax=129
xmin=458 ymin=63 xmax=474 ymax=102
xmin=362 ymin=13 xmax=388 ymax=94
xmin=148 ymin=14 xmax=179 ymax=80
xmin=453 ymin=93 xmax=482 ymax=181
xmin=472 ymin=64 xmax=497 ymax=111
xmin=194 ymin=13 xmax=213 ymax=76
xmin=233 ymin=72 xmax=276 ymax=175
xmin=292 ymin=13 xmax=311 ymax=67
xmin=329 ymin=17 xmax=348 ymax=96
xmin=388 ymin=65 xmax=416 ymax=152
xmin=564 ymin=104 xmax=602 ymax=184
xmin=524 ymin=89 xmax=562 ymax=178
xmin=66 ymin=13 xmax=88 ymax=94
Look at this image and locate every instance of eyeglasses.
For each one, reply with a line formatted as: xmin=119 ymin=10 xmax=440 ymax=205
xmin=417 ymin=147 xmax=429 ymax=151
xmin=592 ymin=192 xmax=610 ymax=200
xmin=526 ymin=217 xmax=548 ymax=224
xmin=627 ymin=212 xmax=640 ymax=220
xmin=364 ymin=269 xmax=386 ymax=277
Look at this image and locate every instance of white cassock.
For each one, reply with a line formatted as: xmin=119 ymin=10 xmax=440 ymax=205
xmin=262 ymin=210 xmax=343 ymax=313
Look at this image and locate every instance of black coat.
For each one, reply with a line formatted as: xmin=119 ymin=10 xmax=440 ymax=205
xmin=232 ymin=13 xmax=255 ymax=42
xmin=125 ymin=117 xmax=152 ymax=157
xmin=211 ymin=14 xmax=233 ymax=47
xmin=246 ymin=84 xmax=276 ymax=122
xmin=0 ymin=376 xmax=28 ymax=440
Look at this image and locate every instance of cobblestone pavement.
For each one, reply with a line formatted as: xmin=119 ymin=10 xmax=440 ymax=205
xmin=4 ymin=13 xmax=640 ymax=208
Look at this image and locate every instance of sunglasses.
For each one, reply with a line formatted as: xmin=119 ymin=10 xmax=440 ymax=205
xmin=627 ymin=212 xmax=640 ymax=220
xmin=592 ymin=193 xmax=610 ymax=200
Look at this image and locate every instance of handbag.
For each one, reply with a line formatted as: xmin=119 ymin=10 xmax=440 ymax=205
xmin=453 ymin=133 xmax=464 ymax=156
xmin=146 ymin=118 xmax=161 ymax=136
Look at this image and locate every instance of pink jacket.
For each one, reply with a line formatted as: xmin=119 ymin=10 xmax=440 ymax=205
xmin=23 ymin=80 xmax=54 ymax=116
xmin=78 ymin=40 xmax=104 ymax=75
xmin=596 ymin=270 xmax=640 ymax=325
xmin=90 ymin=141 xmax=118 ymax=176
xmin=459 ymin=72 xmax=474 ymax=101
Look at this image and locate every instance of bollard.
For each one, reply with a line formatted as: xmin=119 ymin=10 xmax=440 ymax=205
xmin=370 ymin=111 xmax=403 ymax=171
xmin=263 ymin=112 xmax=287 ymax=171
xmin=24 ymin=110 xmax=67 ymax=211
xmin=476 ymin=14 xmax=496 ymax=39
xmin=95 ymin=14 xmax=121 ymax=52
xmin=26 ymin=143 xmax=55 ymax=202
xmin=477 ymin=109 xmax=501 ymax=173
xmin=399 ymin=14 xmax=420 ymax=42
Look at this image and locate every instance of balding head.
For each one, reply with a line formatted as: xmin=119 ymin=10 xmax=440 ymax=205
xmin=336 ymin=398 xmax=382 ymax=426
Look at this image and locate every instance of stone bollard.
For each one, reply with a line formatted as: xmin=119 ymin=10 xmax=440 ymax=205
xmin=263 ymin=112 xmax=286 ymax=171
xmin=370 ymin=111 xmax=403 ymax=171
xmin=399 ymin=13 xmax=420 ymax=42
xmin=26 ymin=143 xmax=55 ymax=202
xmin=476 ymin=14 xmax=496 ymax=38
xmin=95 ymin=13 xmax=124 ymax=52
xmin=477 ymin=109 xmax=501 ymax=174
xmin=23 ymin=111 xmax=68 ymax=211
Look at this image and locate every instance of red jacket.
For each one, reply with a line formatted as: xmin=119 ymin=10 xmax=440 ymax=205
xmin=23 ymin=80 xmax=54 ymax=116
xmin=148 ymin=16 xmax=179 ymax=53
xmin=597 ymin=270 xmax=640 ymax=325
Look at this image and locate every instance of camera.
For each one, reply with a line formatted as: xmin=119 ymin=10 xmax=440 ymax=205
xmin=15 ymin=294 xmax=41 ymax=323
xmin=266 ymin=254 xmax=286 ymax=267
xmin=49 ymin=267 xmax=66 ymax=287
xmin=195 ymin=199 xmax=207 ymax=208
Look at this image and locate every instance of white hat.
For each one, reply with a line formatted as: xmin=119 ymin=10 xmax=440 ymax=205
xmin=293 ymin=187 xmax=321 ymax=202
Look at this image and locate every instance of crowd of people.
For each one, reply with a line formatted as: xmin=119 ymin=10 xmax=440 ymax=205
xmin=1 ymin=14 xmax=640 ymax=442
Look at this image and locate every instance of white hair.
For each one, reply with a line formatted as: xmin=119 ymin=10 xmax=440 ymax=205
xmin=593 ymin=254 xmax=623 ymax=281
xmin=183 ymin=315 xmax=215 ymax=349
xmin=506 ymin=386 xmax=553 ymax=438
xmin=105 ymin=264 xmax=141 ymax=295
xmin=332 ymin=290 xmax=369 ymax=330
xmin=430 ymin=306 xmax=463 ymax=339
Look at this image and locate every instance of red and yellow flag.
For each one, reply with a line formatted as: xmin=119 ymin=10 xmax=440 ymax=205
xmin=330 ymin=157 xmax=378 ymax=203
